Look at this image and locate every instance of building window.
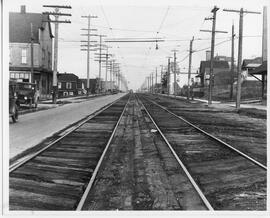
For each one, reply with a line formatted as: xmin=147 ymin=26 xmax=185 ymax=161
xmin=66 ymin=82 xmax=72 ymax=89
xmin=58 ymin=82 xmax=62 ymax=89
xmin=21 ymin=48 xmax=27 ymax=64
xmin=69 ymin=92 xmax=74 ymax=96
xmin=10 ymin=73 xmax=15 ymax=78
xmin=63 ymin=92 xmax=68 ymax=96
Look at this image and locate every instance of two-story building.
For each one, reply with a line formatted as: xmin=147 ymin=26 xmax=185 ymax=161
xmin=57 ymin=73 xmax=80 ymax=97
xmin=9 ymin=5 xmax=53 ymax=99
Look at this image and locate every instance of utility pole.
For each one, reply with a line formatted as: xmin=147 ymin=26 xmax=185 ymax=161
xmin=171 ymin=50 xmax=178 ymax=98
xmin=201 ymin=6 xmax=227 ymax=105
xmin=110 ymin=60 xmax=114 ymax=91
xmin=150 ymin=73 xmax=153 ymax=93
xmin=81 ymin=15 xmax=98 ymax=96
xmin=148 ymin=76 xmax=151 ymax=93
xmin=117 ymin=70 xmax=120 ymax=91
xmin=43 ymin=5 xmax=71 ymax=104
xmin=166 ymin=57 xmax=172 ymax=96
xmin=98 ymin=47 xmax=112 ymax=93
xmin=155 ymin=67 xmax=158 ymax=93
xmin=93 ymin=35 xmax=107 ymax=93
xmin=105 ymin=47 xmax=109 ymax=92
xmin=187 ymin=36 xmax=194 ymax=100
xmin=160 ymin=65 xmax=163 ymax=94
xmin=223 ymin=8 xmax=261 ymax=109
xmin=230 ymin=24 xmax=235 ymax=100
xmin=30 ymin=23 xmax=34 ymax=83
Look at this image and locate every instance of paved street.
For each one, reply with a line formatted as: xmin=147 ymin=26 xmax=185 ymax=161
xmin=9 ymin=93 xmax=125 ymax=159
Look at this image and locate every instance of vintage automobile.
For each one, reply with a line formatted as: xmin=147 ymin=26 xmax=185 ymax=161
xmin=17 ymin=82 xmax=39 ymax=108
xmin=9 ymin=81 xmax=19 ymax=123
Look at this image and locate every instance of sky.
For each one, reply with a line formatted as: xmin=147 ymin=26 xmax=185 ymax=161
xmin=5 ymin=0 xmax=269 ymax=90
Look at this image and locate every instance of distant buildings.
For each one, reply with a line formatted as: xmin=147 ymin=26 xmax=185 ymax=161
xmin=197 ymin=59 xmax=230 ymax=87
xmin=79 ymin=78 xmax=98 ymax=94
xmin=57 ymin=73 xmax=80 ymax=97
xmin=9 ymin=5 xmax=53 ymax=99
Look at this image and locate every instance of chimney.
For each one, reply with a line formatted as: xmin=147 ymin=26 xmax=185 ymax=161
xmin=21 ymin=5 xmax=26 ymax=13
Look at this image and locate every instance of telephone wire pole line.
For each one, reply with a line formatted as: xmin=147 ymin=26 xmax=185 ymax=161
xmin=223 ymin=8 xmax=261 ymax=109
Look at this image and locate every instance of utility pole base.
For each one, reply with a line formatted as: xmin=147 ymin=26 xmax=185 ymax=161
xmin=52 ymin=86 xmax=58 ymax=104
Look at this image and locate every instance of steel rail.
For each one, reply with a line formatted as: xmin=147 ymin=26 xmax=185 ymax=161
xmin=142 ymin=95 xmax=267 ymax=170
xmin=76 ymin=95 xmax=130 ymax=210
xmin=136 ymin=95 xmax=214 ymax=211
xmin=9 ymin=94 xmax=129 ymax=173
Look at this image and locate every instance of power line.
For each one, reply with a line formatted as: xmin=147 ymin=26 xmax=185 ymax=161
xmin=157 ymin=6 xmax=170 ymax=34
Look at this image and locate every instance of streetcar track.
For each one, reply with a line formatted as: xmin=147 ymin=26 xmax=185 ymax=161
xmin=135 ymin=94 xmax=214 ymax=210
xmin=81 ymin=94 xmax=210 ymax=210
xmin=141 ymin=95 xmax=267 ymax=170
xmin=9 ymin=94 xmax=130 ymax=210
xmin=9 ymin=93 xmax=266 ymax=210
xmin=137 ymin=94 xmax=266 ymax=210
xmin=9 ymin=96 xmax=127 ymax=172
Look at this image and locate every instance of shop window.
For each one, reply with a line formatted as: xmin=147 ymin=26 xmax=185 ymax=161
xmin=69 ymin=92 xmax=74 ymax=96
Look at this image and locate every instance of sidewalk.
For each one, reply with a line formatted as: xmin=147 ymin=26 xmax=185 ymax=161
xmin=156 ymin=93 xmax=267 ymax=111
xmin=19 ymin=93 xmax=108 ymax=115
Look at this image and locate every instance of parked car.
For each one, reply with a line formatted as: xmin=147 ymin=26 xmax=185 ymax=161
xmin=17 ymin=82 xmax=39 ymax=108
xmin=9 ymin=81 xmax=19 ymax=122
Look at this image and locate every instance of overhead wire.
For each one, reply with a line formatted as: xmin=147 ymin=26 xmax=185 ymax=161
xmin=156 ymin=6 xmax=171 ymax=35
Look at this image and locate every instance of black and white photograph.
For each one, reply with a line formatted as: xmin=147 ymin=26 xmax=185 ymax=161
xmin=1 ymin=0 xmax=269 ymax=215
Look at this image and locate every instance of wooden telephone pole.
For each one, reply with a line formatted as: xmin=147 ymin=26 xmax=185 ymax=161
xmin=160 ymin=65 xmax=163 ymax=93
xmin=30 ymin=23 xmax=34 ymax=83
xmin=224 ymin=8 xmax=261 ymax=109
xmin=81 ymin=15 xmax=98 ymax=96
xmin=187 ymin=36 xmax=194 ymax=100
xmin=43 ymin=5 xmax=72 ymax=104
xmin=171 ymin=50 xmax=178 ymax=98
xmin=96 ymin=35 xmax=107 ymax=93
xmin=230 ymin=23 xmax=235 ymax=100
xmin=155 ymin=67 xmax=158 ymax=93
xmin=166 ymin=57 xmax=172 ymax=96
xmin=200 ymin=6 xmax=227 ymax=105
